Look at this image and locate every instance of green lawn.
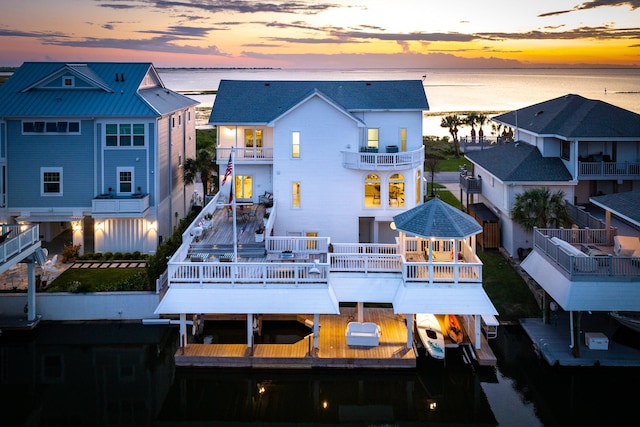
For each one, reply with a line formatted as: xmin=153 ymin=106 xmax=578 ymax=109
xmin=44 ymin=267 xmax=149 ymax=293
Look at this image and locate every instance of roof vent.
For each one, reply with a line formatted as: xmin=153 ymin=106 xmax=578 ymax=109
xmin=120 ymin=73 xmax=125 ymax=82
xmin=265 ymin=82 xmax=270 ymax=87
xmin=535 ymin=110 xmax=544 ymax=116
xmin=366 ymin=82 xmax=371 ymax=86
xmin=115 ymin=73 xmax=119 ymax=82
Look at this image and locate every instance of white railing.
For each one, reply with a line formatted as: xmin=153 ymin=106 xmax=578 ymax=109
xmin=342 ymin=147 xmax=424 ymax=170
xmin=266 ymin=236 xmax=329 ymax=254
xmin=217 ymin=147 xmax=274 ymax=162
xmin=403 ymin=261 xmax=482 ymax=284
xmin=92 ymin=194 xmax=149 ymax=215
xmin=330 ymin=243 xmax=398 ymax=254
xmin=329 ymin=253 xmax=402 ymax=272
xmin=167 ymin=261 xmax=329 ymax=286
xmin=0 ymin=224 xmax=40 ymax=264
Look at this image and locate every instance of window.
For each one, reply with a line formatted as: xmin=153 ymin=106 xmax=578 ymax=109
xmin=23 ymin=121 xmax=80 ymax=134
xmin=400 ymin=128 xmax=407 ymax=152
xmin=561 ymin=140 xmax=570 ymax=161
xmin=105 ymin=123 xmax=145 ymax=147
xmin=416 ymin=171 xmax=421 ymax=203
xmin=234 ymin=175 xmax=253 ymax=200
xmin=41 ymin=167 xmax=62 ymax=196
xmin=388 ymin=173 xmax=405 ymax=208
xmin=367 ymin=128 xmax=379 ymax=149
xmin=291 ymin=131 xmax=300 ymax=158
xmin=63 ymin=76 xmax=74 ymax=87
xmin=118 ymin=167 xmax=134 ymax=194
xmin=364 ymin=173 xmax=381 ymax=208
xmin=245 ymin=129 xmax=263 ymax=157
xmin=292 ymin=181 xmax=301 ymax=208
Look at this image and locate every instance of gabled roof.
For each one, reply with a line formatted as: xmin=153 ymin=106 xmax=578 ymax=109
xmin=392 ymin=197 xmax=482 ymax=239
xmin=267 ymin=89 xmax=365 ymax=127
xmin=0 ymin=62 xmax=197 ymax=118
xmin=209 ymin=79 xmax=429 ymax=124
xmin=464 ymin=142 xmax=573 ymax=182
xmin=492 ymin=94 xmax=640 ymax=139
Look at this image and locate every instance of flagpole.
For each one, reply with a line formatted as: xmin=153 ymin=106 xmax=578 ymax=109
xmin=231 ymin=147 xmax=238 ymax=261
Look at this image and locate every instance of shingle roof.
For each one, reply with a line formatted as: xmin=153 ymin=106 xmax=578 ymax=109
xmin=590 ymin=191 xmax=640 ymax=228
xmin=464 ymin=142 xmax=573 ymax=182
xmin=492 ymin=93 xmax=640 ymax=138
xmin=0 ymin=62 xmax=197 ymax=118
xmin=392 ymin=197 xmax=482 ymax=239
xmin=209 ymin=80 xmax=429 ymax=124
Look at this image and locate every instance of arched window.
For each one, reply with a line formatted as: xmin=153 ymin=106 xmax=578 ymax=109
xmin=364 ymin=173 xmax=381 ymax=208
xmin=415 ymin=171 xmax=421 ymax=203
xmin=388 ymin=173 xmax=405 ymax=208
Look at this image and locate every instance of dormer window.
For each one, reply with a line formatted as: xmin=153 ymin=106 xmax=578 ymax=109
xmin=63 ymin=76 xmax=74 ymax=87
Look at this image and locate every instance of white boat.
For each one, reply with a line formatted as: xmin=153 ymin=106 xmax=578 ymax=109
xmin=610 ymin=311 xmax=640 ymax=332
xmin=415 ymin=313 xmax=445 ymax=360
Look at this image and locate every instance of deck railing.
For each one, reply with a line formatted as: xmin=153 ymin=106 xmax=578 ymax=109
xmin=578 ymin=161 xmax=640 ymax=179
xmin=0 ymin=224 xmax=40 ymax=264
xmin=533 ymin=228 xmax=640 ymax=278
xmin=342 ymin=147 xmax=424 ymax=170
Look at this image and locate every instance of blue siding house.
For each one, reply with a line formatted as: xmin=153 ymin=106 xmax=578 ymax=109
xmin=0 ymin=62 xmax=199 ymax=254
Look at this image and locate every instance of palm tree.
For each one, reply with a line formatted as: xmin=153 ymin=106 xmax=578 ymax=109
xmin=440 ymin=114 xmax=463 ymax=157
xmin=465 ymin=112 xmax=479 ymax=143
xmin=511 ymin=188 xmax=573 ymax=231
xmin=183 ymin=148 xmax=217 ymax=197
xmin=476 ymin=113 xmax=488 ymax=142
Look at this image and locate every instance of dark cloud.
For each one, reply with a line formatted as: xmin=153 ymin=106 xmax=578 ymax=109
xmin=138 ymin=25 xmax=220 ymax=37
xmin=330 ymin=30 xmax=478 ymax=42
xmin=480 ymin=25 xmax=640 ymax=41
xmin=98 ymin=0 xmax=342 ymax=15
xmin=42 ymin=34 xmax=230 ymax=56
xmin=539 ymin=0 xmax=640 ymax=17
xmin=102 ymin=24 xmax=114 ymax=30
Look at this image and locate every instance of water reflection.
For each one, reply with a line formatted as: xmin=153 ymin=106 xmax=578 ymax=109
xmin=2 ymin=322 xmax=639 ymax=425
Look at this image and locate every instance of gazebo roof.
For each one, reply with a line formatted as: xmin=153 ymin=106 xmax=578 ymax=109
xmin=392 ymin=198 xmax=482 ymax=239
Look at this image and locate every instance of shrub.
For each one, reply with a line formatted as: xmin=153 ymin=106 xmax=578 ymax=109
xmin=62 ymin=243 xmax=81 ymax=263
xmin=113 ymin=252 xmax=124 ymax=260
xmin=103 ymin=252 xmax=114 ymax=260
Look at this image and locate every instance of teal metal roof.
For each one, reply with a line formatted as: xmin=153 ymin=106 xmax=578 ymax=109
xmin=393 ymin=197 xmax=482 ymax=239
xmin=493 ymin=94 xmax=640 ymax=138
xmin=0 ymin=62 xmax=197 ymax=118
xmin=465 ymin=142 xmax=573 ymax=182
xmin=209 ymin=79 xmax=429 ymax=124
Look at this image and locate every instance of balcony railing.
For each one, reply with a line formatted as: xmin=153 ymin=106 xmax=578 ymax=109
xmin=217 ymin=147 xmax=274 ymax=163
xmin=578 ymin=161 xmax=640 ymax=179
xmin=460 ymin=174 xmax=482 ymax=194
xmin=342 ymin=147 xmax=424 ymax=170
xmin=533 ymin=228 xmax=640 ymax=279
xmin=92 ymin=194 xmax=149 ymax=216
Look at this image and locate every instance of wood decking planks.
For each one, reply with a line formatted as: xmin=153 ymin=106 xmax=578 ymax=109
xmin=175 ymin=308 xmax=417 ymax=369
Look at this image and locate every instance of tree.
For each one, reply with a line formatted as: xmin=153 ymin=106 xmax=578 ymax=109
xmin=440 ymin=115 xmax=463 ymax=157
xmin=183 ymin=148 xmax=216 ymax=197
xmin=511 ymin=188 xmax=573 ymax=231
xmin=476 ymin=113 xmax=488 ymax=142
xmin=465 ymin=112 xmax=479 ymax=143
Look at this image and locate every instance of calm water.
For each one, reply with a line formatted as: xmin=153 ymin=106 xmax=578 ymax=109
xmin=2 ymin=322 xmax=640 ymax=426
xmin=159 ymin=67 xmax=640 ymax=137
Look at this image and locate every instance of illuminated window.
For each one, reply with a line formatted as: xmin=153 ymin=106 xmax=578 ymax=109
xmin=400 ymin=128 xmax=407 ymax=152
xmin=388 ymin=173 xmax=405 ymax=208
xmin=292 ymin=131 xmax=300 ymax=158
xmin=234 ymin=175 xmax=253 ymax=200
xmin=367 ymin=128 xmax=379 ymax=149
xmin=364 ymin=173 xmax=381 ymax=208
xmin=416 ymin=171 xmax=421 ymax=203
xmin=292 ymin=181 xmax=301 ymax=208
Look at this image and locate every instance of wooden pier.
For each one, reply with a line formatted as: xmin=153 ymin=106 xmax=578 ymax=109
xmin=175 ymin=308 xmax=498 ymax=369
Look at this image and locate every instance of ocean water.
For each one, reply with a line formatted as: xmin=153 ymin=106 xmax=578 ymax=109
xmin=159 ymin=68 xmax=640 ymax=137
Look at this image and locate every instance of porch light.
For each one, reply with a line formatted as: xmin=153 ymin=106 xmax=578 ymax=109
xmin=72 ymin=221 xmax=82 ymax=232
xmin=148 ymin=220 xmax=157 ymax=231
xmin=390 ymin=221 xmax=396 ymax=230
xmin=309 ymin=259 xmax=321 ymax=275
xmin=94 ymin=221 xmax=104 ymax=231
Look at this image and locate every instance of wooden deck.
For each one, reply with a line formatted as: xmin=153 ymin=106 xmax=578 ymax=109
xmin=174 ymin=307 xmax=498 ymax=369
xmin=175 ymin=307 xmax=417 ymax=369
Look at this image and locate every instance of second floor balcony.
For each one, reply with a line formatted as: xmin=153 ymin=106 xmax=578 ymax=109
xmin=577 ymin=160 xmax=640 ymax=180
xmin=92 ymin=193 xmax=150 ymax=217
xmin=342 ymin=146 xmax=424 ymax=171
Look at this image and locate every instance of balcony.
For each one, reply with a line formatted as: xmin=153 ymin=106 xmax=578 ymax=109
xmin=577 ymin=160 xmax=640 ymax=180
xmin=92 ymin=194 xmax=149 ymax=217
xmin=217 ymin=147 xmax=273 ymax=164
xmin=459 ymin=173 xmax=482 ymax=194
xmin=342 ymin=146 xmax=424 ymax=170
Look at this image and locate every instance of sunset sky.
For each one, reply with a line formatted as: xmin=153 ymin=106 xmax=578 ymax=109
xmin=1 ymin=0 xmax=639 ymax=68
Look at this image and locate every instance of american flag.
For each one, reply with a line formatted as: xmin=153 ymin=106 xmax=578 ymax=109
xmin=221 ymin=152 xmax=233 ymax=186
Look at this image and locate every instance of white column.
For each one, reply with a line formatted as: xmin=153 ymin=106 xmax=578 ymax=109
xmin=357 ymin=301 xmax=364 ymax=322
xmin=179 ymin=313 xmax=187 ymax=348
xmin=247 ymin=313 xmax=253 ymax=348
xmin=406 ymin=314 xmax=414 ymax=349
xmin=475 ymin=315 xmax=482 ymax=350
xmin=27 ymin=262 xmax=36 ymax=322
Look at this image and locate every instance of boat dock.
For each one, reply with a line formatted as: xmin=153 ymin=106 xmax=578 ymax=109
xmin=175 ymin=308 xmax=497 ymax=369
xmin=520 ymin=312 xmax=640 ymax=367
